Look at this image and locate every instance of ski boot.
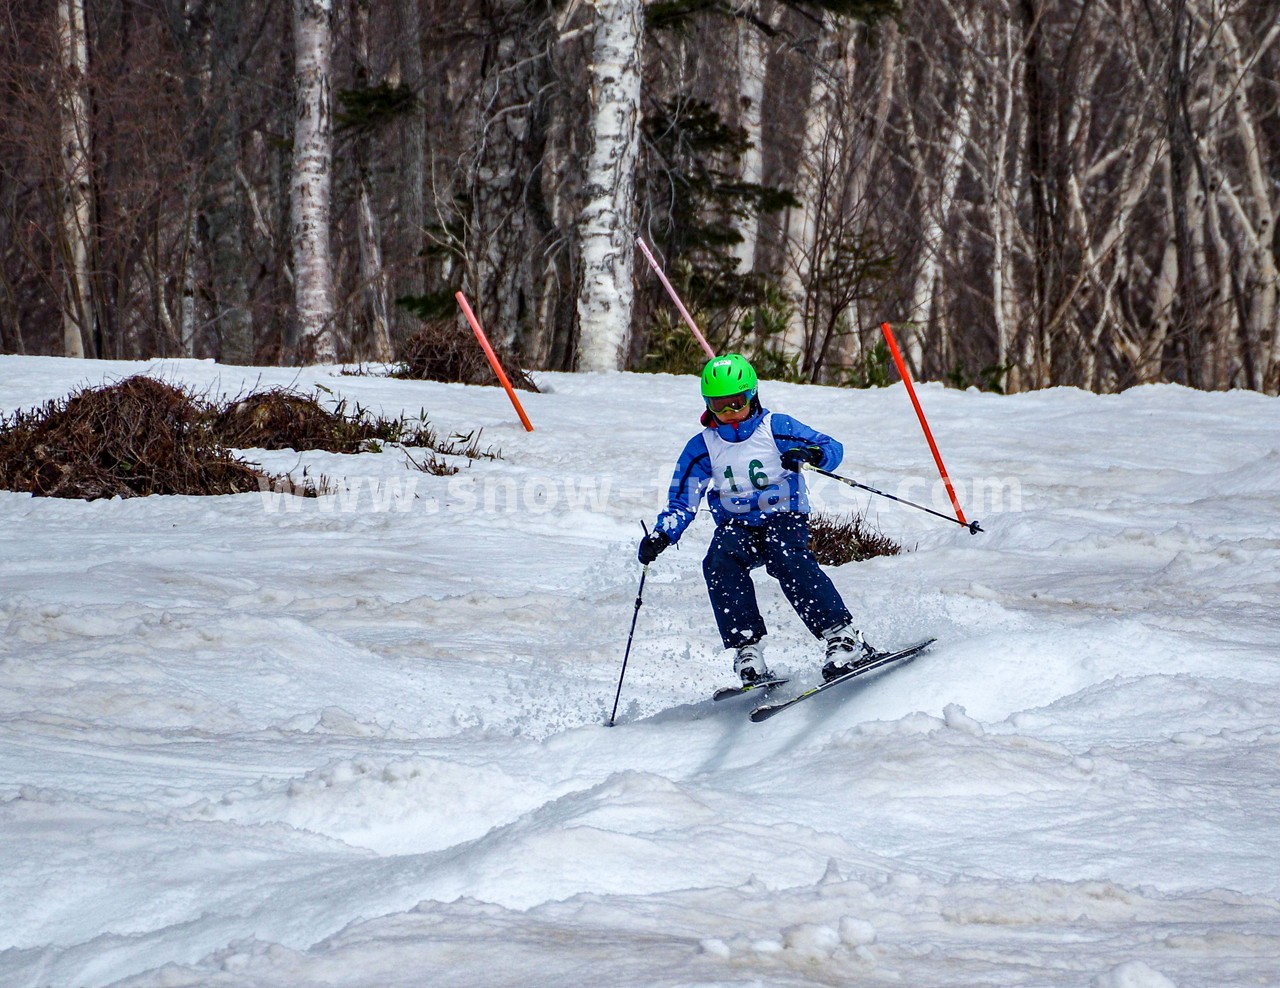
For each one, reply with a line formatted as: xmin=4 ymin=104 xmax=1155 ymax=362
xmin=821 ymin=624 xmax=877 ymax=682
xmin=733 ymin=641 xmax=771 ymax=686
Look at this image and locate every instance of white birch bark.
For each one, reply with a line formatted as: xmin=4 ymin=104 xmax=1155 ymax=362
xmin=353 ymin=0 xmax=392 ymax=363
xmin=180 ymin=241 xmax=198 ymax=357
xmin=205 ymin=0 xmax=254 ymax=364
xmin=575 ymin=0 xmax=644 ymax=373
xmin=1068 ymin=127 xmax=1162 ymax=387
xmin=905 ymin=60 xmax=975 ymax=375
xmin=846 ymin=19 xmax=898 ymax=213
xmin=357 ymin=186 xmax=393 ymax=362
xmin=1133 ymin=162 xmax=1180 ymax=383
xmin=986 ymin=10 xmax=1023 ymax=383
xmin=291 ymin=0 xmax=337 ymax=363
xmin=55 ymin=0 xmax=92 ymax=359
xmin=395 ymin=0 xmax=426 ymax=345
xmin=1217 ymin=16 xmax=1279 ymax=386
xmin=1136 ymin=137 xmax=1211 ymax=386
xmin=780 ymin=22 xmax=841 ymax=355
xmin=731 ymin=5 xmax=766 ymax=274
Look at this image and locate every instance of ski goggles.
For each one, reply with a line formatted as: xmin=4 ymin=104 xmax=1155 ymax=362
xmin=705 ymin=389 xmax=756 ymax=414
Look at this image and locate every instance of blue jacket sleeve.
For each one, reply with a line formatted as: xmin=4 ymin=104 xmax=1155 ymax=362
xmin=654 ymin=434 xmax=713 ymax=543
xmin=770 ymin=413 xmax=843 ymax=472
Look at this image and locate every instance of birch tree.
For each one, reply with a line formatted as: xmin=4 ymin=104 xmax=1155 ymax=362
xmin=575 ymin=0 xmax=644 ymax=372
xmin=976 ymin=5 xmax=1026 ymax=387
xmin=464 ymin=2 xmax=556 ymax=356
xmin=774 ymin=3 xmax=898 ymax=375
xmin=394 ymin=0 xmax=427 ymax=345
xmin=4 ymin=0 xmax=1280 ymax=392
xmin=204 ymin=0 xmax=253 ymax=363
xmin=351 ymin=0 xmax=392 ymax=363
xmin=730 ymin=2 xmax=768 ymax=275
xmin=1215 ymin=11 xmax=1280 ymax=390
xmin=903 ymin=10 xmax=976 ymax=375
xmin=292 ymin=0 xmax=337 ymax=362
xmin=779 ymin=18 xmax=839 ymax=356
xmin=54 ymin=0 xmax=92 ymax=358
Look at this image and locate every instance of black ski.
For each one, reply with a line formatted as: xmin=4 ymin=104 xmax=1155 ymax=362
xmin=749 ymin=639 xmax=936 ymax=722
xmin=713 ymin=677 xmax=789 ymax=702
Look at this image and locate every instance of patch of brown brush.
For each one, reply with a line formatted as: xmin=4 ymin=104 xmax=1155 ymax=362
xmin=391 ymin=320 xmax=539 ymax=392
xmin=0 ymin=376 xmax=497 ymax=500
xmin=808 ymin=510 xmax=903 ymax=565
xmin=0 ymin=376 xmax=266 ymax=499
xmin=211 ymin=387 xmax=425 ymax=453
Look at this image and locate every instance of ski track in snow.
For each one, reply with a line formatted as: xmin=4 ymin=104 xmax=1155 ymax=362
xmin=1 ymin=356 xmax=1279 ymax=986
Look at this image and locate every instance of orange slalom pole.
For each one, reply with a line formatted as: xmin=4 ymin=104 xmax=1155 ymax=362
xmin=455 ymin=291 xmax=534 ymax=432
xmin=880 ymin=322 xmax=972 ymax=529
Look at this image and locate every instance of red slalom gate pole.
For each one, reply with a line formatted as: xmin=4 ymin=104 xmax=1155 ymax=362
xmin=635 ymin=236 xmax=716 ymax=360
xmin=880 ymin=322 xmax=980 ymax=534
xmin=455 ymin=291 xmax=534 ymax=432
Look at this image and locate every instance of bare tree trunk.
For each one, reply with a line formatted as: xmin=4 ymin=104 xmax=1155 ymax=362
xmin=55 ymin=0 xmax=92 ymax=359
xmin=846 ymin=18 xmax=898 ymax=212
xmin=780 ymin=20 xmax=839 ymax=356
xmin=352 ymin=0 xmax=392 ymax=362
xmin=532 ymin=8 xmax=586 ymax=371
xmin=1067 ymin=123 xmax=1162 ymax=389
xmin=1132 ymin=161 xmax=1179 ymax=383
xmin=731 ymin=3 xmax=766 ymax=275
xmin=355 ymin=190 xmax=392 ymax=361
xmin=394 ymin=0 xmax=426 ymax=348
xmin=575 ymin=0 xmax=643 ymax=372
xmin=1018 ymin=0 xmax=1055 ymax=390
xmin=905 ymin=39 xmax=975 ymax=376
xmin=1216 ymin=14 xmax=1280 ymax=390
xmin=1163 ymin=0 xmax=1202 ymax=386
xmin=205 ymin=0 xmax=253 ymax=364
xmin=986 ymin=8 xmax=1024 ymax=388
xmin=291 ymin=0 xmax=337 ymax=363
xmin=465 ymin=4 xmax=553 ymax=358
xmin=179 ymin=214 xmax=199 ymax=357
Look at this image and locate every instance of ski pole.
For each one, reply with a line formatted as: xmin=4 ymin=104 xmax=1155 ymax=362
xmin=607 ymin=521 xmax=651 ymax=727
xmin=804 ymin=464 xmax=983 ymax=534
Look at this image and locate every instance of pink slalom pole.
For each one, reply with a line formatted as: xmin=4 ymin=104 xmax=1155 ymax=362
xmin=635 ymin=236 xmax=716 ymax=359
xmin=881 ymin=322 xmax=971 ymax=529
xmin=455 ymin=291 xmax=534 ymax=432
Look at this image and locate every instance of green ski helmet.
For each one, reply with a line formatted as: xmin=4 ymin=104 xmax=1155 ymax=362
xmin=700 ymin=353 xmax=758 ymax=398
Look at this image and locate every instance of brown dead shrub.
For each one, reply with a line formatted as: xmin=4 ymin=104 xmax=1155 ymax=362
xmin=0 ymin=376 xmax=266 ymax=499
xmin=808 ymin=510 xmax=903 ymax=565
xmin=391 ymin=320 xmax=539 ymax=392
xmin=0 ymin=376 xmax=497 ymax=500
xmin=211 ymin=387 xmax=428 ymax=453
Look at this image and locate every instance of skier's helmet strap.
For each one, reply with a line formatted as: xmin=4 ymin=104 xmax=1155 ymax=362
xmin=701 ymin=354 xmax=758 ymax=398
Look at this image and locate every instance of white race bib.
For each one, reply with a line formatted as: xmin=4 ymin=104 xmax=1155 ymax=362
xmin=703 ymin=413 xmax=790 ymax=514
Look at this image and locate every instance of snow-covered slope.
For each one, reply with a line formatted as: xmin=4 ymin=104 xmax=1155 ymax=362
xmin=2 ymin=355 xmax=1278 ymax=987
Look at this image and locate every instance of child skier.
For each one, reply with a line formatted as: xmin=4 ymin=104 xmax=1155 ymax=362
xmin=637 ymin=354 xmax=876 ymax=687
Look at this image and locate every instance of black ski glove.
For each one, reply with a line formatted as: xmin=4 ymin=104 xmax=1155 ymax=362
xmin=781 ymin=445 xmax=823 ymax=472
xmin=637 ymin=530 xmax=671 ymax=565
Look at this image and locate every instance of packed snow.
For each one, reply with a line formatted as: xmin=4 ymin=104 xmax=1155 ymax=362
xmin=2 ymin=355 xmax=1279 ymax=987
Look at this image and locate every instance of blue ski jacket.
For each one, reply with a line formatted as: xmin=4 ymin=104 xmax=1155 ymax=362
xmin=653 ymin=405 xmax=843 ymax=542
